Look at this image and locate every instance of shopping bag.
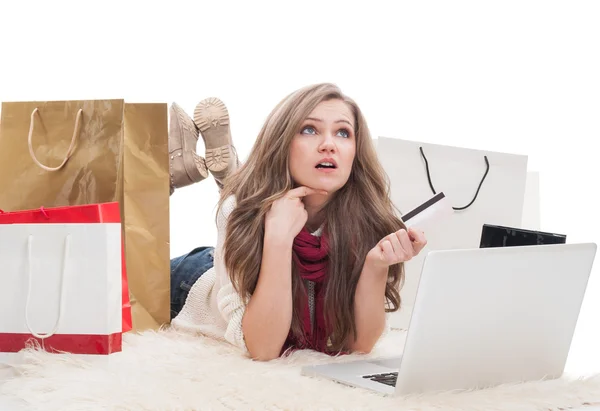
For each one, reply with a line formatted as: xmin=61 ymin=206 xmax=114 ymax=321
xmin=376 ymin=137 xmax=529 ymax=328
xmin=522 ymin=171 xmax=541 ymax=230
xmin=0 ymin=203 xmax=124 ymax=364
xmin=0 ymin=101 xmax=170 ymax=331
xmin=0 ymin=202 xmax=132 ymax=333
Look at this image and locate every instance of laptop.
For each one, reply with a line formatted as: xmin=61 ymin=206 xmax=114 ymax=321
xmin=480 ymin=224 xmax=567 ymax=248
xmin=301 ymin=242 xmax=597 ymax=395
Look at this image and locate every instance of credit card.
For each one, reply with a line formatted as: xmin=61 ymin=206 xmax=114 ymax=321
xmin=401 ymin=192 xmax=453 ymax=231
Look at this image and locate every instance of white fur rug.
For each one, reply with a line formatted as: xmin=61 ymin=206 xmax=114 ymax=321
xmin=1 ymin=328 xmax=600 ymax=411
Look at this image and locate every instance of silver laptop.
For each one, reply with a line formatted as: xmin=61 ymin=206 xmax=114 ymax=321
xmin=301 ymin=242 xmax=597 ymax=395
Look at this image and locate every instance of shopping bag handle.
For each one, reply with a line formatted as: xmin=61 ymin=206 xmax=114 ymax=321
xmin=25 ymin=234 xmax=71 ymax=339
xmin=28 ymin=108 xmax=83 ymax=172
xmin=0 ymin=208 xmax=46 ymax=216
xmin=419 ymin=146 xmax=490 ymax=211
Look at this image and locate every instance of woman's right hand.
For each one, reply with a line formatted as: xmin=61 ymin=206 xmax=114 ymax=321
xmin=264 ymin=186 xmax=327 ymax=245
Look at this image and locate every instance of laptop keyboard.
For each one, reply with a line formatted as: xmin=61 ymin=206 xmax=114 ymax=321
xmin=362 ymin=372 xmax=398 ymax=387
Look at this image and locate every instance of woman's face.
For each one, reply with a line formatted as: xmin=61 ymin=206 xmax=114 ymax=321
xmin=289 ymin=99 xmax=357 ymax=194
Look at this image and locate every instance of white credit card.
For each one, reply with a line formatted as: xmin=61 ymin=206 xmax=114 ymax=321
xmin=401 ymin=192 xmax=454 ymax=231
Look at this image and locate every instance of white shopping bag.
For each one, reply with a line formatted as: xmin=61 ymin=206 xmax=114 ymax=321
xmin=522 ymin=171 xmax=541 ymax=230
xmin=0 ymin=222 xmax=123 ymax=365
xmin=376 ymin=137 xmax=529 ymax=328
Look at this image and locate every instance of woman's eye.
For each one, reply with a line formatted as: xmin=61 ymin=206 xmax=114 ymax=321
xmin=337 ymin=129 xmax=350 ymax=138
xmin=301 ymin=126 xmax=316 ymax=135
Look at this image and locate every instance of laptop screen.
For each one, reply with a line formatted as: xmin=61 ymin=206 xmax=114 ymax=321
xmin=479 ymin=224 xmax=567 ymax=248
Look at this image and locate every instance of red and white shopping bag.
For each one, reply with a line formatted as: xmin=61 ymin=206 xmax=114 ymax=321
xmin=0 ymin=202 xmax=131 ymax=363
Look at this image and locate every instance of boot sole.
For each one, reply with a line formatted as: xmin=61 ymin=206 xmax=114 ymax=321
xmin=194 ymin=97 xmax=233 ymax=174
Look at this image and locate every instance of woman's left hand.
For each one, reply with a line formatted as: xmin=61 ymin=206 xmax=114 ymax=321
xmin=365 ymin=227 xmax=427 ymax=269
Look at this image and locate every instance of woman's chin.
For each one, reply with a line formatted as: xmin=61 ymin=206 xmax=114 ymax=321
xmin=295 ymin=175 xmax=347 ymax=194
xmin=313 ymin=181 xmax=345 ymax=194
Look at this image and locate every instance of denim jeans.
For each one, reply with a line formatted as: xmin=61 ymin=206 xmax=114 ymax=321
xmin=170 ymin=246 xmax=215 ymax=319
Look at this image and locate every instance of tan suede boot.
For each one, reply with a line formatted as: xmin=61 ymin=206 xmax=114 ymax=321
xmin=169 ymin=102 xmax=209 ymax=195
xmin=193 ymin=97 xmax=239 ymax=188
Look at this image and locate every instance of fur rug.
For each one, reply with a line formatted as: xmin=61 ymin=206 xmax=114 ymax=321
xmin=1 ymin=328 xmax=600 ymax=411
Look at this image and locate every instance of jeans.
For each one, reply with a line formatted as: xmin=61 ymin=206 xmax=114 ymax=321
xmin=170 ymin=246 xmax=215 ymax=319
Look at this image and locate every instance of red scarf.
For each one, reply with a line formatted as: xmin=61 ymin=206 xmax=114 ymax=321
xmin=284 ymin=225 xmax=331 ymax=354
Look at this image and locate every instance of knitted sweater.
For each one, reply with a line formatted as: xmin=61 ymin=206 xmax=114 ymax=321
xmin=171 ymin=195 xmax=321 ymax=353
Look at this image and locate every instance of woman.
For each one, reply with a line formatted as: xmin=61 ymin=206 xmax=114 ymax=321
xmin=170 ymin=83 xmax=427 ymax=361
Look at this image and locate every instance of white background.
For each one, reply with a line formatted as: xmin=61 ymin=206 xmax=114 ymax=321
xmin=1 ymin=0 xmax=598 ymax=377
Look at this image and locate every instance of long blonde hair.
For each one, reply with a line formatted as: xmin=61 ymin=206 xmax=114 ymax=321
xmin=218 ymin=83 xmax=405 ymax=351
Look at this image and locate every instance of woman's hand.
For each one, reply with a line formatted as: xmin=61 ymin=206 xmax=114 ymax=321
xmin=350 ymin=227 xmax=426 ymax=354
xmin=264 ymin=186 xmax=327 ymax=245
xmin=365 ymin=227 xmax=427 ymax=270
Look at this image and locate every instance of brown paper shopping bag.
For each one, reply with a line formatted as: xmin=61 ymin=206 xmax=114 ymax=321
xmin=0 ymin=100 xmax=170 ymax=332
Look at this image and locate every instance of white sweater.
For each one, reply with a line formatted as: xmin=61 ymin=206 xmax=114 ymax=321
xmin=171 ymin=195 xmax=250 ymax=352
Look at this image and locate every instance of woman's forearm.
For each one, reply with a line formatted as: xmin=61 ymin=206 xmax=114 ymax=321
xmin=241 ymin=234 xmax=293 ymax=361
xmin=348 ymin=259 xmax=388 ymax=353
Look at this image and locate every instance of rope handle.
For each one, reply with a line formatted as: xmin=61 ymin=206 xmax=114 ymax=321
xmin=419 ymin=146 xmax=490 ymax=211
xmin=0 ymin=207 xmax=48 ymax=216
xmin=25 ymin=234 xmax=71 ymax=340
xmin=28 ymin=108 xmax=83 ymax=172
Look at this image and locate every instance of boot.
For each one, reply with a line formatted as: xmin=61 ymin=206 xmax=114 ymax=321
xmin=169 ymin=102 xmax=209 ymax=195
